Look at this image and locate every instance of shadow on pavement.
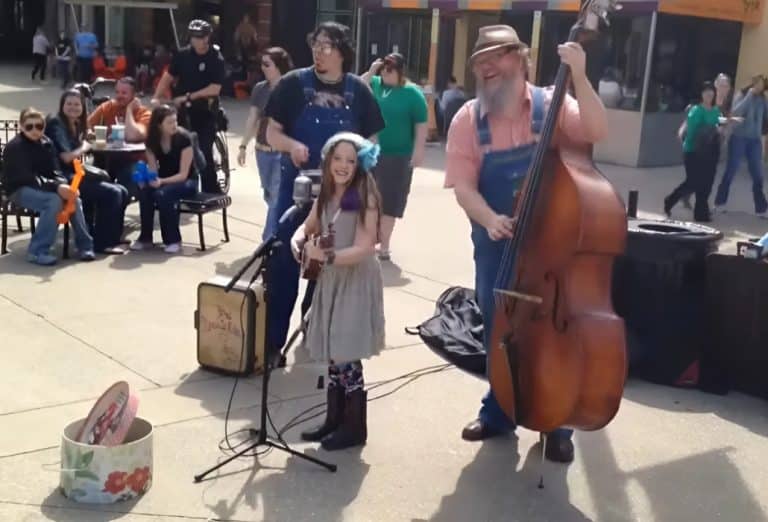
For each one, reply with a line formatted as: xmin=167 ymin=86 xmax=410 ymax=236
xmin=623 ymin=379 xmax=768 ymax=438
xmin=381 ymin=260 xmax=411 ymax=287
xmin=0 ymin=237 xmax=87 ymax=282
xmin=39 ymin=488 xmax=141 ymax=521
xmin=106 ymin=243 xmax=220 ymax=270
xmin=579 ymin=428 xmax=765 ymax=522
xmin=429 ymin=438 xmax=590 ymax=522
xmin=213 ymin=253 xmax=257 ymax=280
xmin=203 ymin=446 xmax=369 ymax=522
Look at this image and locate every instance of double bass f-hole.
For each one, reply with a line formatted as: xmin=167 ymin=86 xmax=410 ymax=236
xmin=549 ymin=272 xmax=568 ymax=333
xmin=529 ymin=272 xmax=566 ymax=333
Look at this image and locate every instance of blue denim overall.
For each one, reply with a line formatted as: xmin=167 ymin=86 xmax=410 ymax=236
xmin=266 ymin=67 xmax=360 ymax=353
xmin=472 ymin=88 xmax=573 ymax=441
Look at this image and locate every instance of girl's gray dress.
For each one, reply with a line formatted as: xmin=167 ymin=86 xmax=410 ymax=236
xmin=305 ymin=203 xmax=386 ymax=365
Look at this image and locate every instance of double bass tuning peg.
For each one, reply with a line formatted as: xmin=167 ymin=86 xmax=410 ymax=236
xmin=583 ymin=0 xmax=623 ymax=29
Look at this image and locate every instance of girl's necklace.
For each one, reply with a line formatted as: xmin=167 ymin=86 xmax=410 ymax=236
xmin=382 ymin=87 xmax=393 ymax=98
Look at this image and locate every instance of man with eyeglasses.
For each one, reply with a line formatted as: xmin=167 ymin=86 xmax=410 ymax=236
xmin=263 ymin=21 xmax=384 ymax=360
xmin=152 ymin=19 xmax=225 ymax=194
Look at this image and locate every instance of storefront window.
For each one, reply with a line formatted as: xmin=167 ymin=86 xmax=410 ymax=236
xmin=597 ymin=15 xmax=652 ymax=112
xmin=319 ymin=0 xmax=354 ymax=10
xmin=645 ymin=14 xmax=741 ymax=113
xmin=317 ymin=0 xmax=355 ymax=28
xmin=317 ymin=11 xmax=354 ymax=28
xmin=539 ymin=12 xmax=651 ymax=112
xmin=364 ymin=12 xmax=431 ymax=82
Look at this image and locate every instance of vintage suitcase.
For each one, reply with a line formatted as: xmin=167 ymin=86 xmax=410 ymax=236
xmin=195 ymin=275 xmax=267 ymax=376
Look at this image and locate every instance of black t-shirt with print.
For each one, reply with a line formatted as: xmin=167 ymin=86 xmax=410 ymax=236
xmin=264 ymin=67 xmax=385 ymax=139
xmin=150 ymin=130 xmax=198 ymax=180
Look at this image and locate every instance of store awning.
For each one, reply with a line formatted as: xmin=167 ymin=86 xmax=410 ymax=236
xmin=64 ymin=0 xmax=181 ymax=48
xmin=362 ymin=0 xmax=765 ymax=21
xmin=361 ymin=0 xmax=659 ymax=13
xmin=659 ymin=0 xmax=764 ymax=24
xmin=63 ymin=0 xmax=178 ymax=7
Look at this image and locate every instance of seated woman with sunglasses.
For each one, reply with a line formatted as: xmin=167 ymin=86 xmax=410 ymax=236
xmin=130 ymin=105 xmax=198 ymax=254
xmin=46 ymin=89 xmax=130 ymax=255
xmin=2 ymin=108 xmax=95 ymax=265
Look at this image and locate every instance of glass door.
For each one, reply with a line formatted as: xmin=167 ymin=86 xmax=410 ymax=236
xmin=0 ymin=0 xmax=45 ymax=59
xmin=364 ymin=10 xmax=431 ymax=82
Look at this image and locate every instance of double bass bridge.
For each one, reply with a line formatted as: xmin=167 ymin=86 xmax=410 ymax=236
xmin=493 ymin=288 xmax=544 ymax=305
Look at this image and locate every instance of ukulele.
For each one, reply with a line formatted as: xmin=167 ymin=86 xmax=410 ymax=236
xmin=301 ymin=222 xmax=335 ymax=281
xmin=57 ymin=159 xmax=85 ymax=225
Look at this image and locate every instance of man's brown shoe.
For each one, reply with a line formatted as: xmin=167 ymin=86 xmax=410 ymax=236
xmin=461 ymin=419 xmax=506 ymax=441
xmin=544 ymin=436 xmax=574 ymax=463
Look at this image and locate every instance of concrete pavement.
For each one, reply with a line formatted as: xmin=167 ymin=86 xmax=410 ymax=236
xmin=1 ymin=65 xmax=767 ymax=521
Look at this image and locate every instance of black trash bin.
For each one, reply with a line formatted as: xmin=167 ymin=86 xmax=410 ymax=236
xmin=611 ymin=218 xmax=723 ymax=386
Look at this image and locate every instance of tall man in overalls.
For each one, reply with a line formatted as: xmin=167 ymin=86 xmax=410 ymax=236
xmin=264 ymin=22 xmax=385 ymax=356
xmin=445 ymin=26 xmax=609 ymax=463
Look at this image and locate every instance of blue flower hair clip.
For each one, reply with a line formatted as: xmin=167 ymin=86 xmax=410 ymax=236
xmin=357 ymin=141 xmax=380 ymax=171
xmin=321 ymin=132 xmax=381 ymax=171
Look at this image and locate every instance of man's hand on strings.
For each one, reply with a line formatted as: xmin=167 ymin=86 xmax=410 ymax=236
xmin=487 ymin=214 xmax=516 ymax=241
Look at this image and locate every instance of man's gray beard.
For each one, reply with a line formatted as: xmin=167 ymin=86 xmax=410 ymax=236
xmin=478 ymin=75 xmax=518 ymax=115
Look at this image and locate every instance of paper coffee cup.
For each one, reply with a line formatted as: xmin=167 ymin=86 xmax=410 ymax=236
xmin=94 ymin=126 xmax=108 ymax=143
xmin=111 ymin=125 xmax=125 ymax=144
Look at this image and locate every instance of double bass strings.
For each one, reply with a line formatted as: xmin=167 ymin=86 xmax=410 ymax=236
xmin=493 ymin=26 xmax=579 ymax=302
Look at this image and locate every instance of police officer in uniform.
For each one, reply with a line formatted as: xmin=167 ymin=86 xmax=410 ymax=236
xmin=152 ymin=19 xmax=226 ymax=194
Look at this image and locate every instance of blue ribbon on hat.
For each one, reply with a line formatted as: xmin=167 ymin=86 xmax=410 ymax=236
xmin=357 ymin=141 xmax=380 ymax=171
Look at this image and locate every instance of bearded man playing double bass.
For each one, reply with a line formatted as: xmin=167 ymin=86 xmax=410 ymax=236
xmin=445 ymin=25 xmax=609 ymax=463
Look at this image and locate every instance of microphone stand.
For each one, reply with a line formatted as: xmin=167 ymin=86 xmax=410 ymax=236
xmin=194 ymin=205 xmax=337 ymax=483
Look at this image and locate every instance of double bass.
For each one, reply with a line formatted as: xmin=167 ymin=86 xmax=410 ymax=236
xmin=488 ymin=0 xmax=628 ymax=435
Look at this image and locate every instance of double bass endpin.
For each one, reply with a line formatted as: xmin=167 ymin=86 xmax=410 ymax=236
xmin=493 ymin=288 xmax=544 ymax=305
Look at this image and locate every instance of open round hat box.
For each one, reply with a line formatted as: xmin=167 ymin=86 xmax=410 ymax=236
xmin=60 ymin=381 xmax=153 ymax=503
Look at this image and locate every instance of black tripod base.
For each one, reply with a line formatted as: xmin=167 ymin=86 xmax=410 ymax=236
xmin=194 ymin=433 xmax=337 ymax=483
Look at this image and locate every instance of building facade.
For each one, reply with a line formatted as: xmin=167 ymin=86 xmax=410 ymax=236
xmin=1 ymin=0 xmax=275 ymax=62
xmin=357 ymin=0 xmax=766 ymax=167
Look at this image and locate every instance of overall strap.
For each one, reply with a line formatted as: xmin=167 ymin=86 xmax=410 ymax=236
xmin=300 ymin=67 xmax=316 ymax=103
xmin=474 ymin=101 xmax=492 ymax=150
xmin=343 ymin=73 xmax=355 ymax=107
xmin=531 ymin=86 xmax=545 ymax=136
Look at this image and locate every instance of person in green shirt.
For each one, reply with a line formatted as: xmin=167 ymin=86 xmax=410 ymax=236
xmin=362 ymin=53 xmax=428 ymax=260
xmin=665 ymin=81 xmax=723 ymax=222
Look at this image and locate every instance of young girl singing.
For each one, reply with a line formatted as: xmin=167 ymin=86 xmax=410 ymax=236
xmin=291 ymin=132 xmax=386 ymax=451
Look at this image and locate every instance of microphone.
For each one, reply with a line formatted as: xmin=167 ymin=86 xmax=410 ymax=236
xmin=292 ymin=172 xmax=314 ymax=207
xmin=279 ymin=169 xmax=323 ymax=225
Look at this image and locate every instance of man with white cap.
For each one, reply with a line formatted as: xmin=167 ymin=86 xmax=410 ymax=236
xmin=445 ymin=25 xmax=608 ymax=463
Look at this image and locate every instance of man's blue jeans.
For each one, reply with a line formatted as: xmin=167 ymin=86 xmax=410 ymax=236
xmin=715 ymin=135 xmax=768 ymax=213
xmin=12 ymin=187 xmax=93 ymax=256
xmin=256 ymin=150 xmax=282 ymax=240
